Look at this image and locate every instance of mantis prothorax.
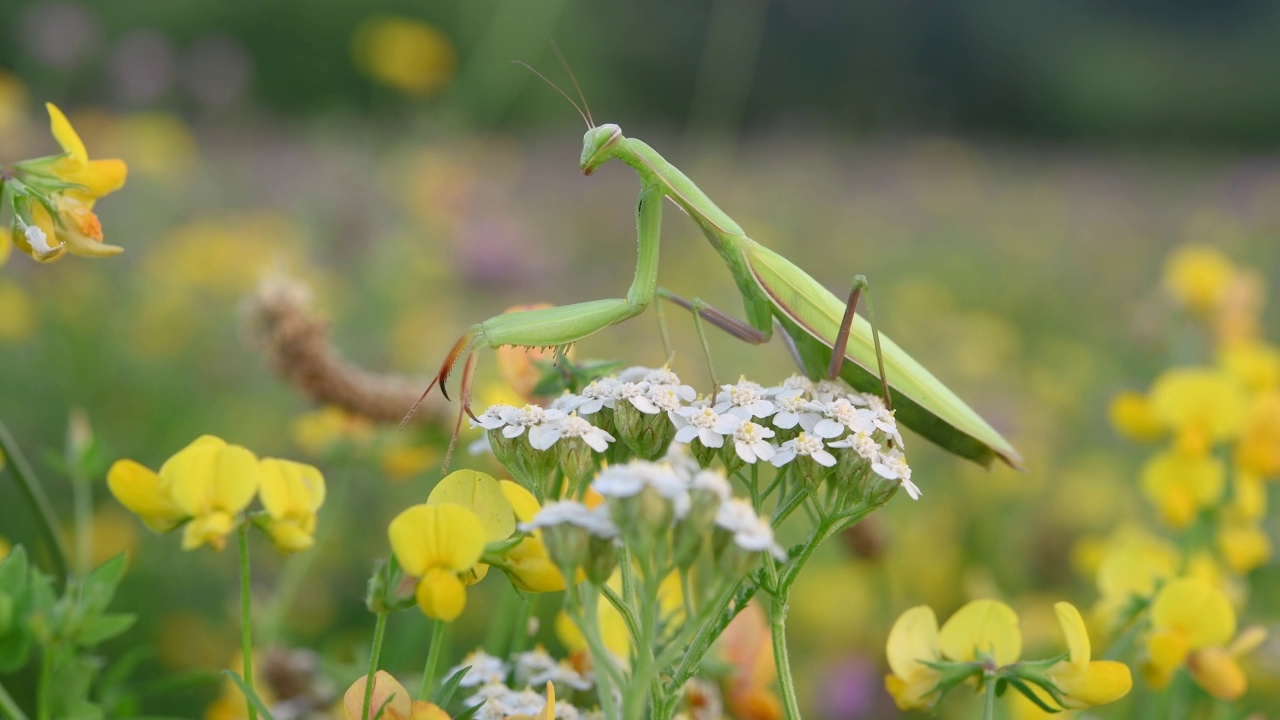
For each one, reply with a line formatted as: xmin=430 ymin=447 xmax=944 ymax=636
xmin=408 ymin=69 xmax=1023 ymax=470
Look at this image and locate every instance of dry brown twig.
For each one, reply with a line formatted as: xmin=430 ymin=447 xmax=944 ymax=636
xmin=241 ymin=275 xmax=442 ymax=425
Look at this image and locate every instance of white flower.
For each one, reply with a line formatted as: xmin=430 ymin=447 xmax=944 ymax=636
xmin=858 ymin=402 xmax=904 ymax=447
xmin=593 ymin=461 xmax=691 ymax=519
xmin=448 ymin=651 xmax=509 ymax=687
xmin=497 ymin=405 xmax=566 ymax=438
xmin=714 ymin=498 xmax=787 ymax=561
xmin=522 ymin=501 xmax=619 ymax=538
xmin=810 ymin=397 xmax=865 ymax=438
xmin=661 ymin=442 xmax=702 ymax=478
xmin=690 ymin=468 xmax=732 ymax=503
xmin=646 ymin=384 xmax=690 ymax=413
xmin=471 ymin=403 xmax=519 ymax=431
xmin=871 ymin=449 xmax=920 ymax=500
xmin=771 ymin=389 xmax=819 ymax=430
xmin=551 ymin=393 xmax=582 ymax=413
xmin=529 ymin=414 xmax=614 ymax=452
xmin=565 ymin=378 xmax=621 ymax=415
xmin=670 ymin=405 xmax=741 ymax=448
xmin=771 ymin=432 xmax=836 ymax=468
xmin=732 ymin=421 xmax=776 ymax=464
xmin=769 ymin=374 xmax=815 ymax=397
xmin=714 ymin=379 xmax=775 ymax=420
xmin=615 ymin=381 xmax=661 ymax=413
xmin=616 ymin=365 xmax=655 ymax=383
xmin=813 ymin=379 xmax=859 ymax=403
xmin=828 ymin=429 xmax=880 ymax=460
xmin=514 ymin=648 xmax=594 ymax=691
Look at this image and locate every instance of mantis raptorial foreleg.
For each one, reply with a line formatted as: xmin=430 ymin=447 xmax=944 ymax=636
xmin=827 ymin=275 xmax=892 ymax=409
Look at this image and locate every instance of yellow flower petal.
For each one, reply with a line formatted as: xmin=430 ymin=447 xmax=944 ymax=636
xmin=884 ymin=605 xmax=942 ymax=710
xmin=388 ymin=503 xmax=486 ymax=576
xmin=500 ymin=479 xmax=541 ymax=524
xmin=1148 ymin=368 xmax=1246 ymax=445
xmin=502 ymin=537 xmax=566 ymax=592
xmin=416 ymin=566 xmax=467 ymax=621
xmin=1140 ymin=449 xmax=1225 ymax=529
xmin=1052 ymin=602 xmax=1091 ymax=668
xmin=1144 ymin=629 xmax=1188 ymax=689
xmin=1048 ymin=659 xmax=1133 ymax=708
xmin=162 ymin=435 xmax=260 ymax=517
xmin=107 ymin=459 xmax=185 ymax=533
xmin=259 ymin=458 xmax=326 ymax=520
xmin=427 ymin=469 xmax=514 ymax=542
xmin=1188 ymin=647 xmax=1246 ymax=700
xmin=1109 ymin=391 xmax=1165 ymax=441
xmin=181 ymin=510 xmax=236 ymax=551
xmin=46 ymin=102 xmax=87 ymax=164
xmin=939 ymin=599 xmax=1021 ymax=665
xmin=343 ymin=670 xmax=412 ymax=720
xmin=266 ymin=518 xmax=317 ymax=554
xmin=1151 ymin=577 xmax=1236 ymax=650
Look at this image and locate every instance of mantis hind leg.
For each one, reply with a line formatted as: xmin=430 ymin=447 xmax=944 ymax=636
xmin=827 ymin=274 xmax=892 ymax=409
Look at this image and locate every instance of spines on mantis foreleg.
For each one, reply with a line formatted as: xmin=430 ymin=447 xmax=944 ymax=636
xmin=401 ymin=328 xmax=479 ymax=429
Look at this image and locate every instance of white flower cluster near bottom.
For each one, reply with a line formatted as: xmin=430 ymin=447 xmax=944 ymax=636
xmin=449 ymin=648 xmax=599 ymax=720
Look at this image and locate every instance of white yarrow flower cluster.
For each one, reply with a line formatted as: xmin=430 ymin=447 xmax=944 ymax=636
xmin=522 ymin=501 xmax=619 ymax=539
xmin=446 ymin=650 xmax=510 ymax=688
xmin=714 ymin=498 xmax=787 ymax=561
xmin=467 ymin=682 xmax=581 ymax=720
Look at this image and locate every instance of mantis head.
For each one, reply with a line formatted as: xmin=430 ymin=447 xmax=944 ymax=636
xmin=580 ymin=123 xmax=622 ymax=175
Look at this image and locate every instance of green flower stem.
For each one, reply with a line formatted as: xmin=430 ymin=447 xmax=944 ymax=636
xmin=238 ymin=523 xmax=258 ymax=720
xmin=361 ymin=610 xmax=389 ymax=720
xmin=0 ymin=680 xmax=29 ymax=720
xmin=0 ymin=419 xmax=70 ymax=581
xmin=763 ymin=558 xmax=802 ymax=720
xmin=569 ymin=585 xmax=622 ymax=720
xmin=509 ymin=594 xmax=538 ymax=655
xmin=418 ymin=619 xmax=446 ymax=700
xmin=982 ymin=673 xmax=997 ymax=720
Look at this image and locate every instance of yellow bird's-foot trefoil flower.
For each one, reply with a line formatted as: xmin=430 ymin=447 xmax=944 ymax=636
xmin=257 ymin=458 xmax=326 ymax=553
xmin=343 ymin=670 xmax=451 ymax=720
xmin=1143 ymin=576 xmax=1266 ymax=699
xmin=388 ymin=501 xmax=489 ymax=622
xmin=885 ymin=599 xmax=1132 ymax=713
xmin=5 ymin=103 xmax=127 ymax=263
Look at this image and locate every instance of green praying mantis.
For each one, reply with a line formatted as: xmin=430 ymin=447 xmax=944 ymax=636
xmin=409 ymin=64 xmax=1022 ymax=470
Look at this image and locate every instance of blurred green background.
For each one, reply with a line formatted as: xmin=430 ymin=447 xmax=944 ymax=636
xmin=1 ymin=1 xmax=1278 ymax=718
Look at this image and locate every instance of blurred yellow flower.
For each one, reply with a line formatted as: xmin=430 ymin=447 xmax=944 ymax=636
xmin=1215 ymin=518 xmax=1271 ymax=574
xmin=939 ymin=599 xmax=1022 ymax=665
xmin=14 ymin=104 xmax=128 ymax=262
xmin=258 ymin=458 xmax=326 ymax=553
xmin=884 ymin=605 xmax=942 ymax=710
xmin=291 ymin=406 xmax=374 ymax=457
xmin=109 ymin=436 xmax=261 ymax=551
xmin=343 ymin=670 xmax=450 ymax=720
xmin=1143 ymin=577 xmax=1235 ymax=689
xmin=0 ymin=279 xmax=35 ymax=341
xmin=1107 ymin=391 xmax=1164 ymax=442
xmin=1044 ymin=602 xmax=1132 ymax=708
xmin=716 ymin=601 xmax=781 ymax=720
xmin=1162 ymin=244 xmax=1234 ymax=314
xmin=352 ymin=16 xmax=456 ymax=96
xmin=1219 ymin=340 xmax=1280 ymax=393
xmin=379 ymin=440 xmax=439 ymax=483
xmin=389 ymin=503 xmax=487 ymax=621
xmin=1236 ymin=391 xmax=1280 ymax=477
xmin=556 ymin=574 xmax=631 ymax=662
xmin=1139 ymin=449 xmax=1225 ymax=529
xmin=1148 ymin=367 xmax=1246 ymax=454
xmin=0 ymin=72 xmax=28 ymax=136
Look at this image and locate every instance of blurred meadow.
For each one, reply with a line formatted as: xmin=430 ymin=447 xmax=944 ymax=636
xmin=1 ymin=1 xmax=1279 ymax=719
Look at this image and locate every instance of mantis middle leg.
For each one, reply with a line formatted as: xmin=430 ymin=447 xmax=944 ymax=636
xmin=406 ymin=183 xmax=667 ymax=419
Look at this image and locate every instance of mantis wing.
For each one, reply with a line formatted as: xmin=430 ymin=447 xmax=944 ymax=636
xmin=742 ymin=241 xmax=1023 ymax=469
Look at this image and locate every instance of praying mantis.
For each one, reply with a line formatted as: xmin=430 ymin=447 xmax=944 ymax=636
xmin=410 ymin=68 xmax=1022 ymax=470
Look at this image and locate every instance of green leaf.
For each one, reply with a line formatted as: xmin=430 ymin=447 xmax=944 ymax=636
xmin=80 ymin=554 xmax=128 ymax=618
xmin=433 ymin=665 xmax=471 ymax=707
xmin=452 ymin=702 xmax=484 ymax=720
xmin=76 ymin=613 xmax=136 ymax=646
xmin=0 ymin=546 xmax=30 ymax=593
xmin=221 ymin=670 xmax=277 ymax=720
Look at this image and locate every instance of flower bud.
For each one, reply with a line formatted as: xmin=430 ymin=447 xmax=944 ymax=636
xmin=583 ymin=536 xmax=619 ymax=585
xmin=557 ymin=437 xmax=595 ymax=493
xmin=614 ymin=401 xmax=675 ymax=460
xmin=543 ymin=522 xmax=591 ymax=575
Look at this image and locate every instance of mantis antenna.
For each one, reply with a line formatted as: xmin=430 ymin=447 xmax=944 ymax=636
xmin=512 ymin=60 xmax=593 ymax=129
xmin=549 ymin=40 xmax=595 ymax=127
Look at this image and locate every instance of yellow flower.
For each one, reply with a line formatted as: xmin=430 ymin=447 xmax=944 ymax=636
xmin=1215 ymin=518 xmax=1271 ymax=574
xmin=1147 ymin=368 xmax=1246 ymax=453
xmin=389 ymin=503 xmax=487 ymax=622
xmin=107 ymin=458 xmax=186 ymax=533
xmin=0 ymin=280 xmax=35 ymax=341
xmin=258 ymin=458 xmax=326 ymax=553
xmin=884 ymin=606 xmax=943 ymax=710
xmin=1143 ymin=577 xmax=1235 ymax=690
xmin=1108 ymin=391 xmax=1165 ymax=442
xmin=426 ymin=470 xmax=517 ymax=585
xmin=1219 ymin=340 xmax=1280 ymax=393
xmin=352 ymin=16 xmax=456 ymax=96
xmin=162 ymin=435 xmax=261 ymax=551
xmin=343 ymin=670 xmax=450 ymax=720
xmin=939 ymin=599 xmax=1022 ymax=665
xmin=290 ymin=406 xmax=374 ymax=457
xmin=1162 ymin=244 xmax=1234 ymax=314
xmin=1139 ymin=448 xmax=1225 ymax=529
xmin=1044 ymin=602 xmax=1132 ymax=708
xmin=1186 ymin=626 xmax=1267 ymax=701
xmin=380 ymin=440 xmax=439 ymax=483
xmin=497 ymin=480 xmax=565 ymax=592
xmin=1236 ymin=391 xmax=1280 ymax=477
xmin=13 ymin=104 xmax=128 ymax=262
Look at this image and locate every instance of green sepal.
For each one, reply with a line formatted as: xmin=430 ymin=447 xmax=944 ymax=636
xmin=76 ymin=612 xmax=137 ymax=646
xmin=453 ymin=702 xmax=484 ymax=720
xmin=1002 ymin=676 xmax=1063 ymax=713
